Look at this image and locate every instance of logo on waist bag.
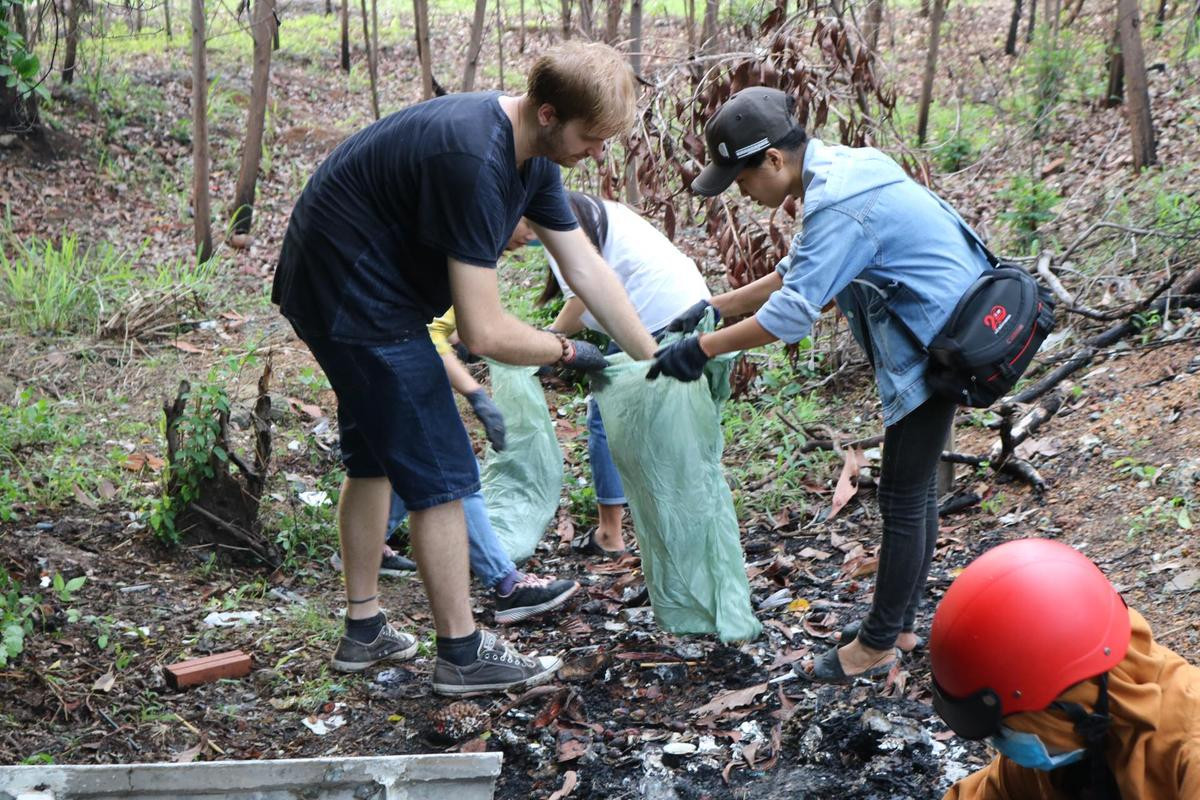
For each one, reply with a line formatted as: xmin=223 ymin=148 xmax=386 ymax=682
xmin=983 ymin=305 xmax=1009 ymax=334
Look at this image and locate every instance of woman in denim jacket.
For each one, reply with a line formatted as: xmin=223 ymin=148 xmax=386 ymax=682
xmin=650 ymin=87 xmax=990 ymax=683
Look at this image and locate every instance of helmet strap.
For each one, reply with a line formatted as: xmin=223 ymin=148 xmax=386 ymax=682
xmin=1051 ymin=673 xmax=1122 ymax=800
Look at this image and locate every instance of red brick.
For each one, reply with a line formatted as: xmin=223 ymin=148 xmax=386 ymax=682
xmin=166 ymin=650 xmax=252 ymax=689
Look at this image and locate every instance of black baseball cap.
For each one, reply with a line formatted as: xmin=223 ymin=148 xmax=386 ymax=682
xmin=692 ymin=87 xmax=800 ymax=197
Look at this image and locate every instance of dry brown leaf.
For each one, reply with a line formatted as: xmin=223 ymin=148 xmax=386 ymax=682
xmin=690 ymin=682 xmax=768 ymax=717
xmin=829 ymin=447 xmax=867 ymax=519
xmin=547 ymin=771 xmax=578 ymax=800
xmin=73 ymin=485 xmax=98 ymax=509
xmin=98 ymin=478 xmax=117 ymax=500
xmin=797 ymin=547 xmax=831 ymax=560
xmin=458 ymin=737 xmax=488 ymax=753
xmin=556 ymin=513 xmax=575 ymax=545
xmin=92 ymin=671 xmax=116 ymax=692
xmin=172 ymin=340 xmax=204 ymax=354
xmin=173 ymin=742 xmax=203 ymax=763
xmin=287 ymin=397 xmax=325 ymax=420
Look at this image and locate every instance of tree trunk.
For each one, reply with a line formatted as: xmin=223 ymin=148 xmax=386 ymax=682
xmin=630 ymin=0 xmax=643 ymax=74
xmin=685 ymin=0 xmax=695 ymax=51
xmin=325 ymin=0 xmax=331 ymax=14
xmin=1064 ymin=0 xmax=1086 ymax=26
xmin=605 ymin=0 xmax=623 ymax=43
xmin=191 ymin=0 xmax=213 ymax=262
xmin=164 ymin=0 xmax=173 ymax=38
xmin=63 ymin=0 xmax=83 ymax=82
xmin=1153 ymin=0 xmax=1168 ymax=36
xmin=1117 ymin=0 xmax=1156 ymax=169
xmin=495 ymin=0 xmax=505 ymax=90
xmin=360 ymin=0 xmax=379 ymax=117
xmin=1104 ymin=22 xmax=1124 ymax=107
xmin=1025 ymin=0 xmax=1036 ymax=42
xmin=560 ymin=0 xmax=571 ymax=37
xmin=920 ymin=0 xmax=929 ymax=16
xmin=413 ymin=0 xmax=433 ymax=99
xmin=700 ymin=0 xmax=719 ymax=54
xmin=340 ymin=0 xmax=350 ymax=72
xmin=2 ymin=2 xmax=38 ymax=128
xmin=1046 ymin=0 xmax=1060 ymax=35
xmin=461 ymin=0 xmax=487 ymax=91
xmin=578 ymin=0 xmax=593 ymax=37
xmin=916 ymin=0 xmax=946 ymax=145
xmin=864 ymin=0 xmax=883 ymax=51
xmin=519 ymin=0 xmax=525 ymax=52
xmin=230 ymin=0 xmax=276 ymax=236
xmin=1004 ymin=0 xmax=1021 ymax=52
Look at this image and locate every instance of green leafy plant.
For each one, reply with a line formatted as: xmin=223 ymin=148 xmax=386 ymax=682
xmin=148 ymin=381 xmax=231 ymax=544
xmin=0 ymin=568 xmax=40 ymax=667
xmin=0 ymin=0 xmax=48 ymax=102
xmin=998 ymin=175 xmax=1061 ymax=254
xmin=51 ymin=573 xmax=86 ymax=603
xmin=936 ymin=132 xmax=976 ymax=173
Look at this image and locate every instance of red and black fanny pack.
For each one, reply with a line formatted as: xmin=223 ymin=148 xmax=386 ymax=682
xmin=924 ymin=260 xmax=1057 ymax=408
xmin=887 ymin=191 xmax=1057 ymax=408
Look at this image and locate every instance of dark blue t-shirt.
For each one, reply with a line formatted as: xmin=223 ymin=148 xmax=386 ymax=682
xmin=272 ymin=91 xmax=578 ymax=343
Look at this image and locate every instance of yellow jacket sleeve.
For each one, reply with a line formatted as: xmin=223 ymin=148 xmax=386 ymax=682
xmin=428 ymin=308 xmax=457 ymax=355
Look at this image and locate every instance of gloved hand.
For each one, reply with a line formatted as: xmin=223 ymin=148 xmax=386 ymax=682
xmin=452 ymin=342 xmax=481 ymax=364
xmin=467 ymin=389 xmax=507 ymax=451
xmin=559 ymin=339 xmax=609 ymax=372
xmin=665 ymin=299 xmax=720 ymax=334
xmin=646 ymin=335 xmax=710 ymax=382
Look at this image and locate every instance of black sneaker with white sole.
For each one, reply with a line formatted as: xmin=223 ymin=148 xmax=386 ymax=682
xmin=432 ymin=629 xmax=562 ymax=695
xmin=494 ymin=575 xmax=580 ymax=625
xmin=379 ymin=552 xmax=417 ymax=576
xmin=330 ymin=615 xmax=419 ymax=673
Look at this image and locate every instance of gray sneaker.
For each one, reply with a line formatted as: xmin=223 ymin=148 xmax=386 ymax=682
xmin=330 ymin=615 xmax=419 ymax=673
xmin=432 ymin=630 xmax=562 ymax=696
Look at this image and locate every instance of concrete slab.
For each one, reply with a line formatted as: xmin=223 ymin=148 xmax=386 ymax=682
xmin=0 ymin=753 xmax=501 ymax=800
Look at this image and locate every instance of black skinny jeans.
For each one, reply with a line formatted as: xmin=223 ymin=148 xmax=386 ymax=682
xmin=856 ymin=394 xmax=957 ymax=651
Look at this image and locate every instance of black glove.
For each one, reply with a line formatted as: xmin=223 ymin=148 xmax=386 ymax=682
xmin=665 ymin=299 xmax=720 ymax=334
xmin=560 ymin=339 xmax=609 ymax=372
xmin=646 ymin=335 xmax=710 ymax=382
xmin=452 ymin=342 xmax=481 ymax=364
xmin=467 ymin=389 xmax=507 ymax=451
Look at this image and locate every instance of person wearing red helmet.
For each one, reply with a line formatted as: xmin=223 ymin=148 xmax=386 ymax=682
xmin=931 ymin=538 xmax=1200 ymax=800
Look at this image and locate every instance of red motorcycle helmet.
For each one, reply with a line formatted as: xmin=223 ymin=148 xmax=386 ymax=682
xmin=930 ymin=538 xmax=1130 ymax=740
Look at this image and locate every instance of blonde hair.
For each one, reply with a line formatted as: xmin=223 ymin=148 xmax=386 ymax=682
xmin=527 ymin=41 xmax=637 ymax=138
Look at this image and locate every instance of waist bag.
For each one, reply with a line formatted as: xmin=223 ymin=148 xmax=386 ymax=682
xmin=925 ymin=264 xmax=1057 ymax=407
xmin=887 ymin=190 xmax=1057 ymax=408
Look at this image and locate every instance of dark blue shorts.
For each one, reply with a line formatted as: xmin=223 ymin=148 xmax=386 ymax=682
xmin=302 ymin=334 xmax=481 ymax=511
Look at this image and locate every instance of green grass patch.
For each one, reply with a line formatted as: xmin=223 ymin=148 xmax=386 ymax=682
xmin=0 ymin=235 xmax=220 ymax=337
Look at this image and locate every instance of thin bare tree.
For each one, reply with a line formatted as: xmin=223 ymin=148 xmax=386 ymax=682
xmin=164 ymin=0 xmax=173 ymax=38
xmin=231 ymin=0 xmax=278 ymax=235
xmin=1104 ymin=22 xmax=1123 ymax=107
xmin=340 ymin=0 xmax=350 ymax=71
xmin=413 ymin=0 xmax=433 ymax=99
xmin=462 ymin=0 xmax=488 ymax=91
xmin=700 ymin=0 xmax=720 ymax=54
xmin=1005 ymin=0 xmax=1022 ymax=54
xmin=359 ymin=0 xmax=379 ymax=117
xmin=560 ymin=0 xmax=571 ymax=38
xmin=191 ymin=0 xmax=213 ymax=261
xmin=63 ymin=0 xmax=83 ymax=82
xmin=604 ymin=0 xmax=622 ymax=43
xmin=864 ymin=0 xmax=884 ymax=52
xmin=1116 ymin=0 xmax=1156 ymax=169
xmin=916 ymin=0 xmax=946 ymax=144
xmin=630 ymin=0 xmax=643 ymax=74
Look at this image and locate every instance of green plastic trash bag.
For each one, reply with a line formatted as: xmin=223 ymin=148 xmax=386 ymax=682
xmin=479 ymin=362 xmax=563 ymax=562
xmin=592 ymin=352 xmax=762 ymax=643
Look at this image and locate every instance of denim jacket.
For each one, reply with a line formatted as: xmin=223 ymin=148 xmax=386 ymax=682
xmin=755 ymin=139 xmax=992 ymax=425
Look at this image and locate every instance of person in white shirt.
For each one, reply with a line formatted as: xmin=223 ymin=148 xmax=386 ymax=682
xmin=509 ymin=191 xmax=711 ymax=557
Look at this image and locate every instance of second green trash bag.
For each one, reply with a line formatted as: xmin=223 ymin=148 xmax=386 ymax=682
xmin=592 ymin=354 xmax=762 ymax=643
xmin=480 ymin=362 xmax=563 ymax=562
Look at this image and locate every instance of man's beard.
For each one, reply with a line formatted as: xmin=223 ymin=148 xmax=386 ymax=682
xmin=536 ymin=122 xmax=578 ymax=166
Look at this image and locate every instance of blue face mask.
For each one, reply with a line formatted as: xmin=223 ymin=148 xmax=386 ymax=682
xmin=989 ymin=726 xmax=1086 ymax=771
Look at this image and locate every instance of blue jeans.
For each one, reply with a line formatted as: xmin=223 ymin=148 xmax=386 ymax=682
xmin=587 ymin=396 xmax=626 ymax=505
xmin=389 ymin=489 xmax=515 ymax=589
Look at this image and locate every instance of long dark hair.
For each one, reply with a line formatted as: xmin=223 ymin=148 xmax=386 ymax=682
xmin=538 ymin=191 xmax=609 ymax=306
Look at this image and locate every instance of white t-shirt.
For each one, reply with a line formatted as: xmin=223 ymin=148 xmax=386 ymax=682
xmin=547 ymin=200 xmax=711 ymax=335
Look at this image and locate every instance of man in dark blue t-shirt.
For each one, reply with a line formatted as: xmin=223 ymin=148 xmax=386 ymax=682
xmin=273 ymin=42 xmax=656 ymax=696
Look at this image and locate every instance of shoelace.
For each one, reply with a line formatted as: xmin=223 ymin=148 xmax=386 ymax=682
xmin=481 ymin=631 xmax=531 ymax=667
xmin=512 ymin=573 xmax=553 ymax=591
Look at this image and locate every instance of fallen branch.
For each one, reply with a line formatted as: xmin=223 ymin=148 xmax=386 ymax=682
xmin=991 ymin=392 xmax=1064 ymax=466
xmin=941 ymin=451 xmax=1046 ymax=492
xmin=1008 ymin=289 xmax=1200 ymax=405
